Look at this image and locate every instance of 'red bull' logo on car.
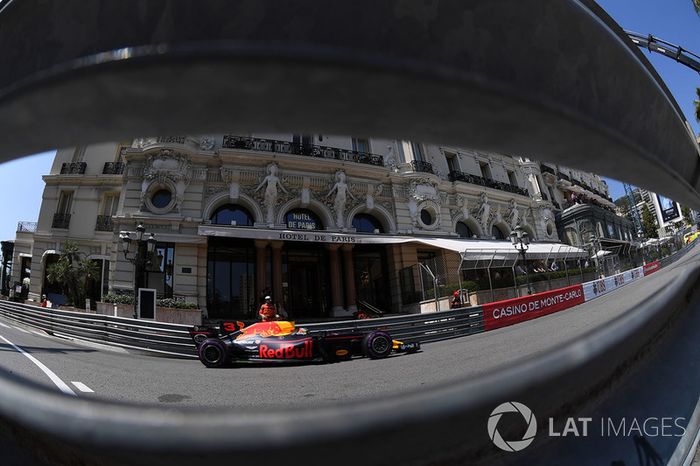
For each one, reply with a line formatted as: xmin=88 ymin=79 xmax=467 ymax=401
xmin=259 ymin=340 xmax=313 ymax=359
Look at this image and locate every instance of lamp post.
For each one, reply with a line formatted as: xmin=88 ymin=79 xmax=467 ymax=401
xmin=510 ymin=225 xmax=533 ymax=295
xmin=119 ymin=224 xmax=157 ymax=318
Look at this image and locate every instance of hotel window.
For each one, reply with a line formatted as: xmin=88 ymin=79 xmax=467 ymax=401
xmin=71 ymin=146 xmax=86 ymax=162
xmin=445 ymin=152 xmax=459 ymax=173
xmin=352 ymin=214 xmax=383 ymax=234
xmin=456 ymin=222 xmax=474 ymax=239
xmin=147 ymin=242 xmax=174 ymax=298
xmin=101 ymin=194 xmax=119 ymax=217
xmin=411 ymin=142 xmax=425 ymax=162
xmin=352 ymin=137 xmax=370 ymax=153
xmin=507 ymin=170 xmax=518 ymax=186
xmin=292 ymin=134 xmax=313 ymax=151
xmin=56 ymin=191 xmax=73 ymax=215
xmin=479 ymin=161 xmax=492 ymax=180
xmin=210 ymin=204 xmax=254 ymax=226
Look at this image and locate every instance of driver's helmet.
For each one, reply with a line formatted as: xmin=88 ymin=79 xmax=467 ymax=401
xmin=264 ymin=295 xmax=272 ymax=302
xmin=296 ymin=327 xmax=307 ymax=335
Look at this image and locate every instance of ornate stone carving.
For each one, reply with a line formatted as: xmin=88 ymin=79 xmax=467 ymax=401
xmin=199 ymin=136 xmax=215 ymax=151
xmin=507 ymin=199 xmax=521 ymax=230
xmin=409 ymin=178 xmax=440 ymax=204
xmin=326 ymin=170 xmax=355 ymax=229
xmin=254 ymin=163 xmax=288 ymax=225
xmin=456 ymin=194 xmax=470 ymax=220
xmin=140 ymin=150 xmax=192 ymax=212
xmin=476 ymin=193 xmax=491 ymax=231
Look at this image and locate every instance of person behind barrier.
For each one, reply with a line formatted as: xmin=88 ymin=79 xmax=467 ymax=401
xmin=450 ymin=290 xmax=463 ymax=309
xmin=259 ymin=296 xmax=278 ymax=321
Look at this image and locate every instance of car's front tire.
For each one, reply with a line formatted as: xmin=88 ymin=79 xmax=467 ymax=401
xmin=362 ymin=331 xmax=392 ymax=359
xmin=198 ymin=339 xmax=228 ymax=368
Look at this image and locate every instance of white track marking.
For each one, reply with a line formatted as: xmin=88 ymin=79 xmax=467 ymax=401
xmin=0 ymin=334 xmax=76 ymax=396
xmin=70 ymin=381 xmax=94 ymax=393
xmin=0 ymin=322 xmax=9 ymax=328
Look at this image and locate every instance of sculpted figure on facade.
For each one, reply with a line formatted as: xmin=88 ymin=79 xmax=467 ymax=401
xmin=455 ymin=194 xmax=470 ymax=221
xmin=326 ymin=170 xmax=355 ymax=228
xmin=507 ymin=199 xmax=520 ymax=230
xmin=255 ymin=163 xmax=288 ymax=224
xmin=476 ymin=193 xmax=491 ymax=230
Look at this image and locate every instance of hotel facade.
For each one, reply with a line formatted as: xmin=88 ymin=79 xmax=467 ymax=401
xmin=10 ymin=134 xmax=602 ymax=320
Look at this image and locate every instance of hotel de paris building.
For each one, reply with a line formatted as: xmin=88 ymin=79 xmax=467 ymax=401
xmin=12 ymin=134 xmax=602 ymax=320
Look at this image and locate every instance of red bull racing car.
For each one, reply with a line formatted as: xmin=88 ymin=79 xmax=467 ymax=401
xmin=189 ymin=320 xmax=420 ymax=368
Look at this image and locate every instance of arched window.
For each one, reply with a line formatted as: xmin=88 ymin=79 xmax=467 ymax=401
xmin=285 ymin=209 xmax=323 ymax=230
xmin=352 ymin=214 xmax=384 ymax=233
xmin=492 ymin=225 xmax=507 ymax=240
xmin=210 ymin=204 xmax=254 ymax=226
xmin=456 ymin=221 xmax=474 ymax=239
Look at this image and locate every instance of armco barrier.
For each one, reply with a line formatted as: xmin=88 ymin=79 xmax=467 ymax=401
xmin=0 ymin=248 xmax=689 ymax=357
xmin=0 ymin=298 xmax=485 ymax=355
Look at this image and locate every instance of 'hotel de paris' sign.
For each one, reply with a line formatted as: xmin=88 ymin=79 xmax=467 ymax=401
xmin=198 ymin=225 xmax=409 ymax=246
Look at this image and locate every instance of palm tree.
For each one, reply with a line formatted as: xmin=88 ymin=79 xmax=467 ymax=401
xmin=695 ymin=0 xmax=700 ymax=14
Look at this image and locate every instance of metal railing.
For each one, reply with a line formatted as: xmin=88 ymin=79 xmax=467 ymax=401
xmin=51 ymin=213 xmax=70 ymax=229
xmin=60 ymin=162 xmax=86 ymax=174
xmin=95 ymin=215 xmax=113 ymax=231
xmin=102 ymin=161 xmax=125 ymax=174
xmin=448 ymin=170 xmax=530 ymax=196
xmin=16 ymin=221 xmax=36 ymax=233
xmin=221 ymin=135 xmax=384 ymax=167
xmin=410 ymin=159 xmax=434 ymax=174
xmin=0 ymin=301 xmax=197 ymax=358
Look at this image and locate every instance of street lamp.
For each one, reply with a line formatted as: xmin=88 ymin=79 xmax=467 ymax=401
xmin=510 ymin=225 xmax=533 ymax=295
xmin=120 ymin=224 xmax=157 ymax=318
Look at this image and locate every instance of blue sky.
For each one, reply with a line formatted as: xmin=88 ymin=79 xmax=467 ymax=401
xmin=0 ymin=2 xmax=698 ymax=242
xmin=595 ymin=0 xmax=700 ymax=200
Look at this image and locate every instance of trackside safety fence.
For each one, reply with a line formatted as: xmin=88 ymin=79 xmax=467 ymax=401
xmin=0 ymin=246 xmax=689 ymax=358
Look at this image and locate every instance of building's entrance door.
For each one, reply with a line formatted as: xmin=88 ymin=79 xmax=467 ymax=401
xmin=287 ymin=262 xmax=322 ymax=318
xmin=283 ymin=245 xmax=329 ymax=319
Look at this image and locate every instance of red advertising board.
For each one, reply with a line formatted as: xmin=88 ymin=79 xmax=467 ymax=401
xmin=643 ymin=260 xmax=661 ymax=276
xmin=483 ymin=285 xmax=585 ymax=331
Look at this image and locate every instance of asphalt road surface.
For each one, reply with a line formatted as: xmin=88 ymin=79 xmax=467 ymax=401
xmin=0 ymin=248 xmax=695 ymax=411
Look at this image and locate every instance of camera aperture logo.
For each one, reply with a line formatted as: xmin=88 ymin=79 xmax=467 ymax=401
xmin=487 ymin=401 xmax=688 ymax=453
xmin=487 ymin=401 xmax=537 ymax=452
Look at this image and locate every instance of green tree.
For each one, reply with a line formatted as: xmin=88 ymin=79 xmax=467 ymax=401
xmin=681 ymin=204 xmax=693 ymax=225
xmin=640 ymin=204 xmax=659 ymax=239
xmin=695 ymin=88 xmax=699 ymax=123
xmin=46 ymin=241 xmax=100 ymax=308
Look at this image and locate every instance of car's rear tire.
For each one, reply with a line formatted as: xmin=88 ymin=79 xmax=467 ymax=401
xmin=198 ymin=339 xmax=228 ymax=368
xmin=362 ymin=331 xmax=392 ymax=359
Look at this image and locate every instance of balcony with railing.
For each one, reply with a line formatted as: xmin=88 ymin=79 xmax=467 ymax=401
xmin=540 ymin=164 xmax=556 ymax=176
xmin=95 ymin=215 xmax=113 ymax=232
xmin=448 ymin=171 xmax=530 ymax=197
xmin=52 ymin=213 xmax=71 ymax=229
xmin=60 ymin=162 xmax=87 ymax=175
xmin=221 ymin=135 xmax=384 ymax=167
xmin=102 ymin=162 xmax=125 ymax=175
xmin=410 ymin=160 xmax=434 ymax=174
xmin=16 ymin=222 xmax=37 ymax=233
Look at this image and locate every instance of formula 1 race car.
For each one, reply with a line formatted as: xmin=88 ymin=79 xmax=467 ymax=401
xmin=190 ymin=321 xmax=420 ymax=368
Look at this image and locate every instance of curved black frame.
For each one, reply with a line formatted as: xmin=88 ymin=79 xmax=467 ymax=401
xmin=0 ymin=1 xmax=699 ymax=465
